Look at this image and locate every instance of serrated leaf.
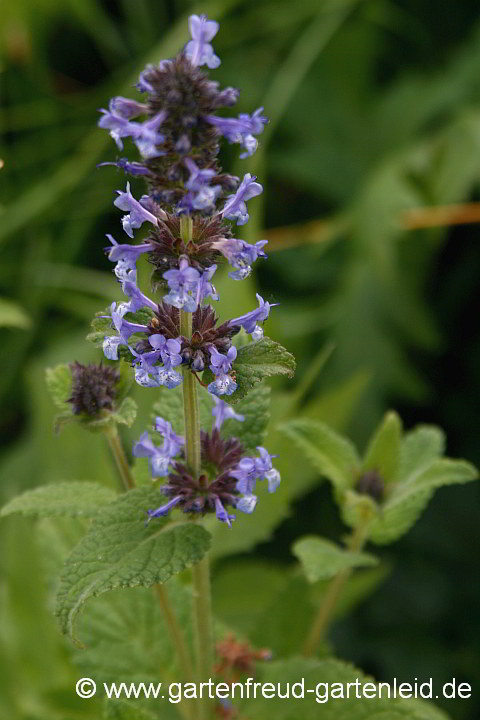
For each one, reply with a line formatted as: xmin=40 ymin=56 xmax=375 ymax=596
xmin=293 ymin=536 xmax=378 ymax=583
xmin=362 ymin=411 xmax=402 ymax=483
xmin=45 ymin=364 xmax=73 ymax=413
xmin=221 ymin=384 xmax=270 ymax=452
xmin=204 ymin=337 xmax=295 ymax=404
xmin=279 ymin=419 xmax=360 ymax=491
xmin=1 ymin=481 xmax=117 ymax=519
xmin=55 ymin=485 xmax=211 ymax=640
xmin=369 ymin=458 xmax=478 ymax=544
xmin=111 ymin=397 xmax=137 ymax=427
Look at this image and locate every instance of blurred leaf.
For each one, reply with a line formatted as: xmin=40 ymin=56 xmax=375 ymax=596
xmin=279 ymin=419 xmax=360 ymax=491
xmin=293 ymin=535 xmax=377 ymax=583
xmin=111 ymin=397 xmax=137 ymax=427
xmin=55 ymin=486 xmax=211 ymax=640
xmin=1 ymin=481 xmax=116 ymax=519
xmin=45 ymin=364 xmax=72 ymax=413
xmin=0 ymin=297 xmax=31 ymax=329
xmin=369 ymin=458 xmax=478 ymax=545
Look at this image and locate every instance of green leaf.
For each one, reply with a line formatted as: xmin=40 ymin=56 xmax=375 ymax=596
xmin=369 ymin=458 xmax=478 ymax=544
xmin=0 ymin=297 xmax=32 ymax=329
xmin=45 ymin=364 xmax=72 ymax=414
xmin=293 ymin=536 xmax=378 ymax=583
xmin=110 ymin=397 xmax=137 ymax=427
xmin=398 ymin=425 xmax=445 ymax=482
xmin=362 ymin=411 xmax=402 ymax=483
xmin=279 ymin=418 xmax=360 ymax=491
xmin=55 ymin=485 xmax=211 ymax=640
xmin=204 ymin=337 xmax=295 ymax=404
xmin=242 ymin=657 xmax=450 ymax=720
xmin=1 ymin=481 xmax=116 ymax=519
xmin=221 ymin=384 xmax=271 ymax=452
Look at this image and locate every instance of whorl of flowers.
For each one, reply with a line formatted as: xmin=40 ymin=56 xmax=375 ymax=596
xmin=98 ymin=14 xmax=280 ymax=525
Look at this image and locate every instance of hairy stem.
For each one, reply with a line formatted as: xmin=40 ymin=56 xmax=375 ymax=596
xmin=180 ymin=215 xmax=214 ymax=717
xmin=105 ymin=425 xmax=135 ymax=491
xmin=302 ymin=522 xmax=369 ymax=657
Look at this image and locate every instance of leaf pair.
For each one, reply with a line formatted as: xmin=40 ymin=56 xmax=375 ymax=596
xmin=281 ymin=412 xmax=477 ymax=544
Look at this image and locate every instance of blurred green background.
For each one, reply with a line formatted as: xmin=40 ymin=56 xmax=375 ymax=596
xmin=1 ymin=0 xmax=480 ymax=718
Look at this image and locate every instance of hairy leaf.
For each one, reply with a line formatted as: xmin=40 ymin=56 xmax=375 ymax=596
xmin=110 ymin=397 xmax=137 ymax=427
xmin=1 ymin=481 xmax=116 ymax=519
xmin=45 ymin=364 xmax=72 ymax=413
xmin=55 ymin=486 xmax=211 ymax=639
xmin=279 ymin=418 xmax=359 ymax=491
xmin=369 ymin=458 xmax=478 ymax=544
xmin=293 ymin=535 xmax=378 ymax=583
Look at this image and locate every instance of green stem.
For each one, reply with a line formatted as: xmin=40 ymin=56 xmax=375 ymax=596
xmin=302 ymin=522 xmax=368 ymax=657
xmin=105 ymin=423 xmax=195 ymax=703
xmin=155 ymin=584 xmax=194 ymax=682
xmin=179 ymin=215 xmax=214 ymax=718
xmin=105 ymin=425 xmax=135 ymax=491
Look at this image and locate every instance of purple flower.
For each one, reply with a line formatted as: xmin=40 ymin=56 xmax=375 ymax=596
xmin=99 ymin=159 xmax=152 ymax=176
xmin=212 ymin=397 xmax=244 ymax=430
xmin=114 ymin=182 xmax=159 ymax=238
xmin=163 ymin=258 xmax=200 ymax=312
xmin=131 ymin=111 xmax=167 ymax=159
xmin=133 ymin=431 xmax=169 ymax=475
xmin=236 ymin=495 xmax=257 ymax=514
xmin=98 ymin=97 xmax=147 ymax=149
xmin=207 ymin=374 xmax=237 ymax=397
xmin=178 ymin=158 xmax=222 ymax=212
xmin=105 ymin=234 xmax=153 ymax=282
xmin=232 ymin=447 xmax=281 ymax=495
xmin=196 ymin=265 xmax=219 ymax=305
xmin=137 ymin=65 xmax=156 ymax=93
xmin=157 ymin=366 xmax=183 ymax=389
xmin=154 ymin=417 xmax=185 ymax=456
xmin=149 ymin=335 xmax=183 ymax=367
xmin=209 ymin=346 xmax=237 ymax=376
xmin=206 ymin=108 xmax=268 ymax=158
xmin=147 ymin=495 xmax=183 ymax=520
xmin=103 ymin=335 xmax=128 ymax=361
xmin=108 ymin=97 xmax=148 ymax=119
xmin=109 ymin=301 xmax=148 ymax=339
xmin=122 ymin=280 xmax=158 ymax=313
xmin=229 ymin=293 xmax=277 ymax=335
xmin=185 ymin=14 xmax=220 ymax=69
xmin=222 ymin=173 xmax=263 ymax=225
xmin=214 ymin=497 xmax=235 ymax=527
xmin=214 ymin=238 xmax=268 ymax=280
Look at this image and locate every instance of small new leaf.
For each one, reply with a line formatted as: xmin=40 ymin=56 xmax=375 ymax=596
xmin=46 ymin=364 xmax=72 ymax=413
xmin=111 ymin=397 xmax=137 ymax=427
xmin=1 ymin=481 xmax=117 ymax=519
xmin=362 ymin=411 xmax=402 ymax=484
xmin=293 ymin=536 xmax=378 ymax=583
xmin=55 ymin=485 xmax=211 ymax=640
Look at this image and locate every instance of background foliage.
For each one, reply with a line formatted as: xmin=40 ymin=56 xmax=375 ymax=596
xmin=1 ymin=1 xmax=479 ymax=718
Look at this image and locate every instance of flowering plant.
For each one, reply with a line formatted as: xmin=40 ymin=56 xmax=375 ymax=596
xmin=2 ymin=13 xmax=478 ymax=720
